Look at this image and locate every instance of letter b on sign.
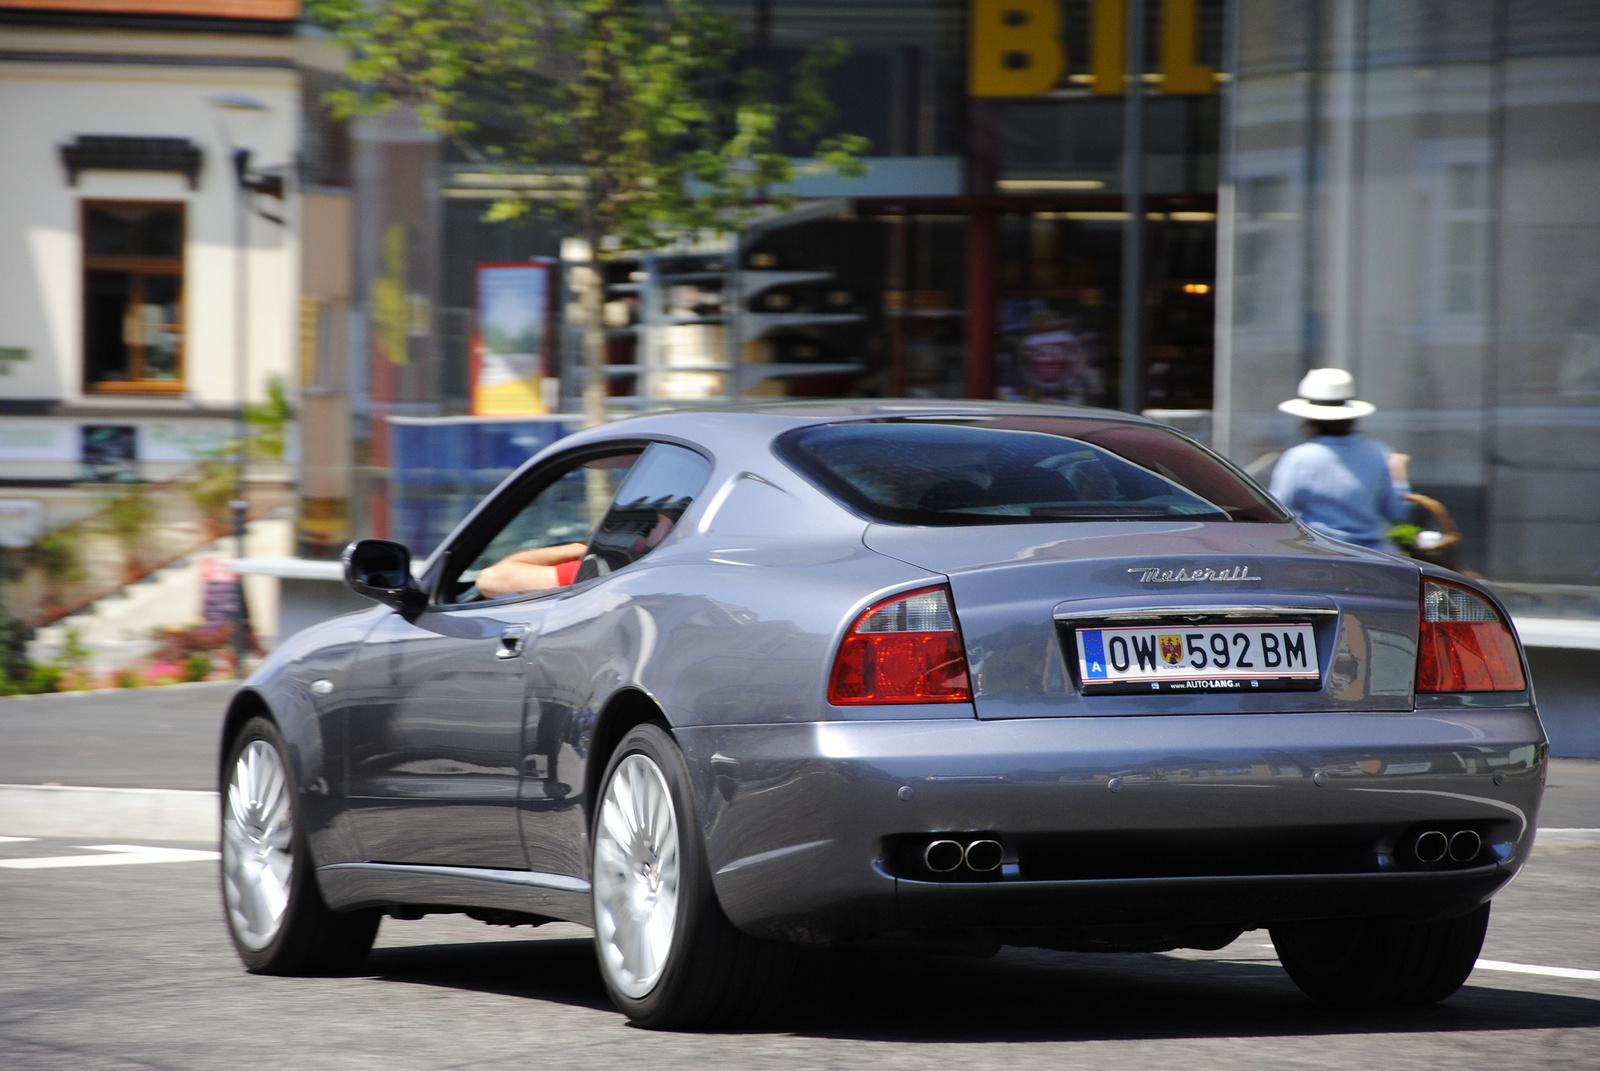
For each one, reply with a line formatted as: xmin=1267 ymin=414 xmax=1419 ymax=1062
xmin=970 ymin=0 xmax=1065 ymax=97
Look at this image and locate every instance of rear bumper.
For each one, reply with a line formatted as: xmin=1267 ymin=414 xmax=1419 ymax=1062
xmin=675 ymin=708 xmax=1545 ymax=944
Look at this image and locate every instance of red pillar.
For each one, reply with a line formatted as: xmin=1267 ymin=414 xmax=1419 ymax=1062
xmin=965 ymin=208 xmax=997 ymax=400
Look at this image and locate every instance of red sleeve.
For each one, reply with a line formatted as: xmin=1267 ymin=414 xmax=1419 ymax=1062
xmin=554 ymin=558 xmax=582 ymax=586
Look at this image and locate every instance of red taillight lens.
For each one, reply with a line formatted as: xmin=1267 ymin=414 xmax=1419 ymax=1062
xmin=828 ymin=585 xmax=972 ymax=705
xmin=1417 ymin=579 xmax=1525 ymax=692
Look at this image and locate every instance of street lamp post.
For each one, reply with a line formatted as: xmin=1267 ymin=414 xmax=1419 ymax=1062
xmin=207 ymin=93 xmax=284 ymax=678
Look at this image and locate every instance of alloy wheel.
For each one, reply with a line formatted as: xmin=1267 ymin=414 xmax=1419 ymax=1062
xmin=222 ymin=739 xmax=295 ymax=951
xmin=593 ymin=753 xmax=682 ymax=999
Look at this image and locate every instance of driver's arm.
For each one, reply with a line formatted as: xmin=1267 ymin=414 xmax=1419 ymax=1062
xmin=475 ymin=542 xmax=586 ymax=598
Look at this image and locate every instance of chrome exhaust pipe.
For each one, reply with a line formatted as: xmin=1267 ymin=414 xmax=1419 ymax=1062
xmin=1449 ymin=829 xmax=1481 ymax=862
xmin=963 ymin=839 xmax=1004 ymax=873
xmin=924 ymin=839 xmax=964 ymax=873
xmin=1414 ymin=830 xmax=1448 ymax=863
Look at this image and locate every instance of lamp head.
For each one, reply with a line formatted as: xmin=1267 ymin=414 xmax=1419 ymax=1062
xmin=206 ymin=92 xmax=272 ymax=153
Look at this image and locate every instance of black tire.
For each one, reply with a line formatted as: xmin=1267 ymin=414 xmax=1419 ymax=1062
xmin=1270 ymin=903 xmax=1490 ymax=1005
xmin=590 ymin=722 xmax=795 ymax=1029
xmin=220 ymin=716 xmax=380 ymax=975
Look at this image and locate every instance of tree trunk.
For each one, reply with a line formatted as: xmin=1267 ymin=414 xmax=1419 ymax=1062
xmin=574 ymin=231 xmax=614 ymax=525
xmin=575 ymin=230 xmax=608 ymax=430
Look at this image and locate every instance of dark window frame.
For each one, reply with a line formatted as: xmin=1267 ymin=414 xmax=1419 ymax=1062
xmin=81 ymin=199 xmax=186 ymax=394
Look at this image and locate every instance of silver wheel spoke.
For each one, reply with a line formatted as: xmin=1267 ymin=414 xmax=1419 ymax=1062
xmin=593 ymin=751 xmax=681 ymax=1000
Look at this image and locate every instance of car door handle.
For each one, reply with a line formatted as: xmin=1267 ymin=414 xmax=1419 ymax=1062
xmin=495 ymin=625 xmax=527 ymax=660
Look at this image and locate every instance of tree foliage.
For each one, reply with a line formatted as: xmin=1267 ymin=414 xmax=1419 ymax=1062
xmin=244 ymin=375 xmax=291 ymax=463
xmin=311 ymin=0 xmax=869 ymax=250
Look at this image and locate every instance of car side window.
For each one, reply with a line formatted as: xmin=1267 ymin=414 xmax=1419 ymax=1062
xmin=445 ymin=451 xmax=640 ymax=602
xmin=575 ymin=443 xmax=713 ymax=582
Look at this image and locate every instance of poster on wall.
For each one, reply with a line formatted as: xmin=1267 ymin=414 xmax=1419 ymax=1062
xmin=80 ymin=425 xmax=138 ymax=482
xmin=994 ymin=298 xmax=1107 ymax=407
xmin=199 ymin=557 xmax=255 ymax=649
xmin=472 ymin=261 xmax=554 ymax=415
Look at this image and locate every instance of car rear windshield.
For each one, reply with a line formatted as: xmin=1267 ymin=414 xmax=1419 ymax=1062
xmin=775 ymin=416 xmax=1287 ymax=525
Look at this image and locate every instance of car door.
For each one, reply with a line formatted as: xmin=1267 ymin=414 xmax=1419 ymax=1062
xmin=342 ymin=447 xmax=640 ymax=869
xmin=516 ymin=442 xmax=714 ymax=878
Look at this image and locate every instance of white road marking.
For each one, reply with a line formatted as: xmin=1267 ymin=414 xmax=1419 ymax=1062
xmin=0 ymin=836 xmax=37 ymax=843
xmin=1257 ymin=941 xmax=1600 ymax=983
xmin=0 ymin=784 xmax=218 ymax=842
xmin=1474 ymin=959 xmax=1600 ymax=982
xmin=0 ymin=844 xmax=219 ymax=870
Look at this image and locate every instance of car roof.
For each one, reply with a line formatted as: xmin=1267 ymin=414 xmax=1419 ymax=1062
xmin=547 ymin=400 xmax=1166 ymax=457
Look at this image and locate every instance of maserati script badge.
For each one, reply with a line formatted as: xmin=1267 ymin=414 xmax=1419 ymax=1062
xmin=1128 ymin=565 xmax=1263 ymax=583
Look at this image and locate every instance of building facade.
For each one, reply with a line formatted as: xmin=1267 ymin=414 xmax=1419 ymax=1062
xmin=692 ymin=0 xmax=1226 ymax=413
xmin=1217 ymin=0 xmax=1600 ymax=592
xmin=354 ymin=0 xmax=1231 ymax=554
xmin=0 ymin=0 xmax=340 ymax=541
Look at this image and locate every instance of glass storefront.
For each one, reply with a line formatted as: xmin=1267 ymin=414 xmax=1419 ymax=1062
xmin=1219 ymin=0 xmax=1600 ymax=589
xmin=689 ymin=0 xmax=1225 ymax=413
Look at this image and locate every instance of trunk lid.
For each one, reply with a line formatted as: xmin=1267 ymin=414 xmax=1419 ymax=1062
xmin=864 ymin=520 xmax=1423 ymax=718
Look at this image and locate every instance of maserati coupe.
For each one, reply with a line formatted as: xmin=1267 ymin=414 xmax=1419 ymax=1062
xmin=218 ymin=401 xmax=1544 ymax=1028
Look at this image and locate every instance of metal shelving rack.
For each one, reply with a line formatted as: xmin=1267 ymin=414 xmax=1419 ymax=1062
xmin=592 ymin=201 xmax=864 ymax=410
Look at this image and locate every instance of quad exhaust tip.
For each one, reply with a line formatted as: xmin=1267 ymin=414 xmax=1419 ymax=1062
xmin=924 ymin=839 xmax=965 ymax=872
xmin=963 ymin=839 xmax=1004 ymax=873
xmin=1414 ymin=830 xmax=1449 ymax=864
xmin=1449 ymin=829 xmax=1481 ymax=862
xmin=923 ymin=837 xmax=1005 ymax=873
xmin=1413 ymin=829 xmax=1480 ymax=864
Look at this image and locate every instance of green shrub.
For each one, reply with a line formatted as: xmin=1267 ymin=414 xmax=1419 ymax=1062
xmin=181 ymin=653 xmax=213 ymax=682
xmin=26 ymin=530 xmax=85 ymax=585
xmin=0 ymin=663 xmax=61 ymax=696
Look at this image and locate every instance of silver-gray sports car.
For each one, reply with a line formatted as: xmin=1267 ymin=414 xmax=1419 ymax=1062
xmin=219 ymin=400 xmax=1545 ymax=1029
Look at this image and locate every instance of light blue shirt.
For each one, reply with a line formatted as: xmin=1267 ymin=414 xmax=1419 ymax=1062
xmin=1268 ymin=434 xmax=1410 ymax=551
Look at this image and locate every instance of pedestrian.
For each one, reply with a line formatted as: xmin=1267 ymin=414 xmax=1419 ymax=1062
xmin=1268 ymin=368 xmax=1411 ymax=554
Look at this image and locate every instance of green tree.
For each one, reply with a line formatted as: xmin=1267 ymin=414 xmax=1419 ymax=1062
xmin=312 ymin=0 xmax=868 ymax=423
xmin=177 ymin=373 xmax=288 ymax=542
xmin=0 ymin=548 xmax=58 ymax=695
xmin=245 ymin=375 xmax=292 ymax=463
xmin=98 ymin=485 xmax=156 ymax=582
xmin=185 ymin=457 xmax=237 ymax=538
xmin=0 ymin=546 xmax=30 ymax=688
xmin=25 ymin=528 xmax=85 ymax=590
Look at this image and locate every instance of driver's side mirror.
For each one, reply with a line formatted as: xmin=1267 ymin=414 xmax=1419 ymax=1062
xmin=343 ymin=539 xmax=426 ymax=613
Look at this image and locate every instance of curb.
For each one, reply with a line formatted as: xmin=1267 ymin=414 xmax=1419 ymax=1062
xmin=0 ymin=680 xmax=239 ymax=709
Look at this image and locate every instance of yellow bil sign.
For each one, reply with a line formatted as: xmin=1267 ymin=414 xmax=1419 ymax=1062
xmin=970 ymin=0 xmax=1218 ymax=98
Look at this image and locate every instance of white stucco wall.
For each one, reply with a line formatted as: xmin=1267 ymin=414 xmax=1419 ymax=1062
xmin=0 ymin=32 xmax=301 ymax=409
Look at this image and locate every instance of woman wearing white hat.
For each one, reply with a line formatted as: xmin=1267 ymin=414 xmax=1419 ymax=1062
xmin=1268 ymin=368 xmax=1412 ymax=554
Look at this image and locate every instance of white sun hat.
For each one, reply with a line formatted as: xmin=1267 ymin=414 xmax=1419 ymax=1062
xmin=1277 ymin=367 xmax=1376 ymax=420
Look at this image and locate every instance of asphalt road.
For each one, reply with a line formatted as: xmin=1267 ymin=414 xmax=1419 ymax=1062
xmin=3 ymin=685 xmax=1600 ymax=1069
xmin=0 ymin=681 xmax=231 ymax=791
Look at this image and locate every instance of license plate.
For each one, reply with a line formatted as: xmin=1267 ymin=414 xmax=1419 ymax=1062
xmin=1074 ymin=622 xmax=1320 ymax=694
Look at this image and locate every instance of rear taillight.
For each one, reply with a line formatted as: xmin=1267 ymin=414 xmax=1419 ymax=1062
xmin=1417 ymin=579 xmax=1525 ymax=693
xmin=828 ymin=585 xmax=972 ymax=705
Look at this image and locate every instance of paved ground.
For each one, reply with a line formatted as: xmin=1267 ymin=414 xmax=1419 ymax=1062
xmin=2 ymin=683 xmax=1599 ymax=1069
xmin=2 ymin=837 xmax=1598 ymax=1070
xmin=0 ymin=682 xmax=231 ymax=791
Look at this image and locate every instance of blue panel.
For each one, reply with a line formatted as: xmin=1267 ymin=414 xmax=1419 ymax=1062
xmin=1079 ymin=629 xmax=1107 ymax=679
xmin=387 ymin=417 xmax=580 ymax=555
